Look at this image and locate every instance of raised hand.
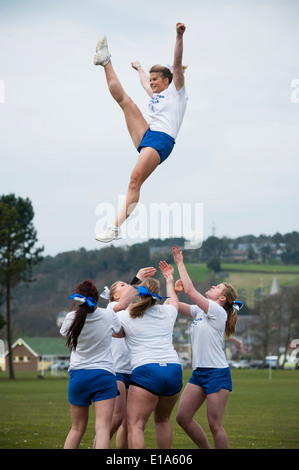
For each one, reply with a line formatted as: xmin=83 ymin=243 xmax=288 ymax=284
xmin=137 ymin=267 xmax=156 ymax=281
xmin=131 ymin=61 xmax=141 ymax=70
xmin=173 ymin=245 xmax=183 ymax=265
xmin=174 ymin=279 xmax=184 ymax=293
xmin=159 ymin=260 xmax=174 ymax=278
xmin=176 ymin=22 xmax=186 ymax=36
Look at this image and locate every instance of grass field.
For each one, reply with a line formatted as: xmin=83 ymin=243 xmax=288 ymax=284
xmin=0 ymin=369 xmax=298 ymax=450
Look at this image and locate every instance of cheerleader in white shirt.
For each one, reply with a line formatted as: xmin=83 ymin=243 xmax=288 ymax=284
xmin=101 ymin=267 xmax=156 ymax=449
xmin=94 ymin=22 xmax=188 ymax=243
xmin=60 ymin=279 xmax=136 ymax=449
xmin=113 ymin=274 xmax=182 ymax=449
xmin=170 ymin=247 xmax=241 ymax=449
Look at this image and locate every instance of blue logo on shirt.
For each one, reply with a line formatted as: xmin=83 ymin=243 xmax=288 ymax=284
xmin=191 ymin=316 xmax=203 ymax=327
xmin=149 ymin=94 xmax=165 ymax=112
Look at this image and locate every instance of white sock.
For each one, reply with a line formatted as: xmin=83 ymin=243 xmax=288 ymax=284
xmin=108 ymin=224 xmax=119 ymax=231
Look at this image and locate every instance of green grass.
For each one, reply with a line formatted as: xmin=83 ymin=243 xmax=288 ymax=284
xmin=221 ymin=263 xmax=299 ymax=273
xmin=0 ymin=369 xmax=298 ymax=449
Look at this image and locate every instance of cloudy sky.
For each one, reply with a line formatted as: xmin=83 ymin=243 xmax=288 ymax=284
xmin=1 ymin=0 xmax=298 ymax=256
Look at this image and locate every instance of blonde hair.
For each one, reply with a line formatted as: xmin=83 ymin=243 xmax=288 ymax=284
xmin=149 ymin=64 xmax=188 ymax=84
xmin=129 ymin=278 xmax=161 ymax=319
xmin=221 ymin=282 xmax=238 ymax=339
xmin=109 ymin=281 xmax=123 ymax=302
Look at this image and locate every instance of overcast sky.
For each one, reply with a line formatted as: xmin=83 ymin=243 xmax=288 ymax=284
xmin=1 ymin=0 xmax=298 ymax=256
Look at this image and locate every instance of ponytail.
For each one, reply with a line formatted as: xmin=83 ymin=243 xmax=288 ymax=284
xmin=66 ymin=305 xmax=90 ymax=350
xmin=129 ymin=278 xmax=160 ymax=319
xmin=221 ymin=282 xmax=238 ymax=339
xmin=65 ymin=280 xmax=99 ymax=350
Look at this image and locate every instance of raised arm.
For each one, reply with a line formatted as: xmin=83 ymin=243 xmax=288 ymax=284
xmin=173 ymin=246 xmax=209 ymax=313
xmin=178 ymin=302 xmax=192 ymax=317
xmin=159 ymin=261 xmax=178 ymax=309
xmin=131 ymin=61 xmax=153 ymax=97
xmin=172 ymin=22 xmax=186 ymax=91
xmin=165 ymin=272 xmax=179 ymax=311
xmin=159 ymin=260 xmax=191 ymax=317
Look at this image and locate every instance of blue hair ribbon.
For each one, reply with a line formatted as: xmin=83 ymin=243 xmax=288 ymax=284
xmin=69 ymin=293 xmax=98 ymax=308
xmin=137 ymin=286 xmax=169 ymax=300
xmin=233 ymin=300 xmax=243 ymax=312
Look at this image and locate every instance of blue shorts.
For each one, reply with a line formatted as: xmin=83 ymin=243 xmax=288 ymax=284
xmin=68 ymin=369 xmax=119 ymax=406
xmin=130 ymin=363 xmax=183 ymax=396
xmin=189 ymin=367 xmax=232 ymax=395
xmin=116 ymin=372 xmax=131 ymax=389
xmin=137 ymin=128 xmax=175 ymax=164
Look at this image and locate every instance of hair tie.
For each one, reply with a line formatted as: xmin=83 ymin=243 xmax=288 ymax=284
xmin=100 ymin=286 xmax=110 ymax=299
xmin=232 ymin=300 xmax=243 ymax=313
xmin=137 ymin=286 xmax=169 ymax=301
xmin=69 ymin=293 xmax=98 ymax=308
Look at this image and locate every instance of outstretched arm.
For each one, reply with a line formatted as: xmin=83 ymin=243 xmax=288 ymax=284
xmin=131 ymin=61 xmax=153 ymax=97
xmin=178 ymin=302 xmax=192 ymax=317
xmin=173 ymin=22 xmax=186 ymax=91
xmin=159 ymin=261 xmax=179 ymax=309
xmin=165 ymin=272 xmax=179 ymax=311
xmin=173 ymin=246 xmax=209 ymax=313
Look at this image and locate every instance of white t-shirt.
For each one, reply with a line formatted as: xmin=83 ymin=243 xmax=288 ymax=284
xmin=190 ymin=300 xmax=228 ymax=369
xmin=109 ymin=302 xmax=132 ymax=374
xmin=117 ymin=304 xmax=180 ymax=370
xmin=60 ymin=306 xmax=121 ymax=373
xmin=148 ymin=81 xmax=188 ymax=140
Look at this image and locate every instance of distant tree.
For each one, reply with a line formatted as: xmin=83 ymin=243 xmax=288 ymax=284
xmin=247 ymin=245 xmax=256 ymax=261
xmin=0 ymin=194 xmax=44 ymax=379
xmin=207 ymin=257 xmax=221 ymax=273
xmin=251 ymin=286 xmax=299 ymax=361
xmin=281 ymin=232 xmax=299 ymax=264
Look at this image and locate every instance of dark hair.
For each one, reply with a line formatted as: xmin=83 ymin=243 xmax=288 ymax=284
xmin=65 ymin=280 xmax=99 ymax=350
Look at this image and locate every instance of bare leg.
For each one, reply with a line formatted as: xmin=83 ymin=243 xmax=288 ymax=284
xmin=114 ymin=146 xmax=160 ymax=227
xmin=127 ymin=385 xmax=158 ymax=449
xmin=103 ymin=61 xmax=149 ymax=148
xmin=64 ymin=404 xmax=89 ymax=449
xmin=176 ymin=383 xmax=211 ymax=449
xmin=115 ymin=416 xmax=128 ymax=449
xmin=94 ymin=397 xmax=116 ymax=449
xmin=110 ymin=381 xmax=128 ymax=449
xmin=206 ymin=389 xmax=230 ymax=449
xmin=153 ymin=392 xmax=180 ymax=449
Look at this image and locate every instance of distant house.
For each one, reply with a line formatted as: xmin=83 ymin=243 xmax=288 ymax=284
xmin=4 ymin=336 xmax=70 ymax=373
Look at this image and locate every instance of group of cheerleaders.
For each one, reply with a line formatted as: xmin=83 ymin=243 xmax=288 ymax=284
xmin=60 ymin=23 xmax=242 ymax=449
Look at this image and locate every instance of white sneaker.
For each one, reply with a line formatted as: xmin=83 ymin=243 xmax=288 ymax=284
xmin=95 ymin=226 xmax=122 ymax=243
xmin=93 ymin=35 xmax=111 ymax=66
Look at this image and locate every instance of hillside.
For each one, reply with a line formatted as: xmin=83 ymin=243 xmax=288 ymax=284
xmin=1 ymin=237 xmax=299 ymax=338
xmin=175 ymin=262 xmax=299 ymax=308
